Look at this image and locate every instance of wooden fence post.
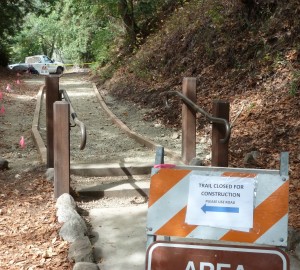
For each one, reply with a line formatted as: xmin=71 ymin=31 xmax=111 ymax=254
xmin=211 ymin=100 xmax=229 ymax=167
xmin=182 ymin=77 xmax=197 ymax=165
xmin=45 ymin=75 xmax=60 ymax=168
xmin=54 ymin=101 xmax=70 ymax=199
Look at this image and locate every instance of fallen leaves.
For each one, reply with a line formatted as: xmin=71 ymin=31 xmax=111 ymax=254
xmin=105 ymin=1 xmax=300 ymax=231
xmin=0 ymin=176 xmax=73 ymax=270
xmin=0 ymin=70 xmax=73 ymax=269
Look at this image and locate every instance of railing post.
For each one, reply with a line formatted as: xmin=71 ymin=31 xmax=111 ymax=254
xmin=54 ymin=101 xmax=70 ymax=198
xmin=45 ymin=75 xmax=60 ymax=168
xmin=182 ymin=77 xmax=197 ymax=165
xmin=211 ymin=100 xmax=229 ymax=167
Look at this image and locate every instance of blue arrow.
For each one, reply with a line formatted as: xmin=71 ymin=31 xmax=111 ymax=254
xmin=201 ymin=204 xmax=239 ymax=214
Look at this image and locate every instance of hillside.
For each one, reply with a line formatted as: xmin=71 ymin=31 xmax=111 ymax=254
xmin=99 ymin=0 xmax=300 ymax=229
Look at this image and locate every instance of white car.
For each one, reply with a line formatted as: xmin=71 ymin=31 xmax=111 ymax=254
xmin=8 ymin=55 xmax=64 ymax=75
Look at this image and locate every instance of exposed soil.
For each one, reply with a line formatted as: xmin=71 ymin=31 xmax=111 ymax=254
xmin=98 ymin=0 xmax=300 ymax=230
xmin=0 ymin=70 xmax=202 ymax=269
xmin=1 ymin=1 xmax=300 ymax=264
xmin=0 ymin=61 xmax=299 ymax=269
xmin=0 ymin=69 xmax=73 ymax=269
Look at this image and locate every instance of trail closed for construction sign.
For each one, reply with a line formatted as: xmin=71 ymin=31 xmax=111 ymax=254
xmin=185 ymin=176 xmax=256 ymax=231
xmin=147 ymin=167 xmax=289 ymax=246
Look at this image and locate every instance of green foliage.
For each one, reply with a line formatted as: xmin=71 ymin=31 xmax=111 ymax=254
xmin=134 ymin=0 xmax=185 ymax=41
xmin=207 ymin=2 xmax=225 ymax=27
xmin=11 ymin=11 xmax=61 ymax=62
xmin=91 ymin=27 xmax=115 ymax=65
xmin=98 ymin=65 xmax=117 ymax=82
xmin=289 ymin=71 xmax=300 ymax=96
xmin=0 ymin=0 xmax=57 ymax=66
xmin=0 ymin=1 xmax=34 ymax=39
xmin=6 ymin=0 xmax=187 ymax=70
xmin=130 ymin=58 xmax=152 ymax=80
xmin=249 ymin=102 xmax=256 ymax=110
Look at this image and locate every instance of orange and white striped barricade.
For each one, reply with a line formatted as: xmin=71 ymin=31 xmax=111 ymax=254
xmin=146 ymin=152 xmax=289 ymax=248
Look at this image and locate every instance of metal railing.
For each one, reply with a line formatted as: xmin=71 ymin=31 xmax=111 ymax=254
xmin=165 ymin=90 xmax=231 ymax=143
xmin=60 ymin=89 xmax=87 ymax=150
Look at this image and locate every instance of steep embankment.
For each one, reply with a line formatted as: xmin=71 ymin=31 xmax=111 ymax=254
xmin=100 ymin=0 xmax=300 ymax=229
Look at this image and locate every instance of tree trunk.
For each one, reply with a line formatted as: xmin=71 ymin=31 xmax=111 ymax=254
xmin=118 ymin=0 xmax=138 ymax=51
xmin=49 ymin=35 xmax=56 ymax=58
xmin=41 ymin=42 xmax=48 ymax=56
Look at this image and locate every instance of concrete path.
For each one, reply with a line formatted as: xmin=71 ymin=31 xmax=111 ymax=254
xmin=89 ymin=205 xmax=148 ymax=270
xmin=88 ymin=202 xmax=300 ymax=270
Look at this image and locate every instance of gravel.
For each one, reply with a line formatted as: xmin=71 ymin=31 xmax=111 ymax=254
xmin=38 ymin=73 xmax=210 ymax=164
xmin=33 ymin=73 xmax=210 ymax=209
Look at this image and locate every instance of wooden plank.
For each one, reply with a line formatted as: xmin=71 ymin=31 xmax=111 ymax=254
xmin=182 ymin=77 xmax=196 ymax=164
xmin=45 ymin=75 xmax=60 ymax=168
xmin=211 ymin=100 xmax=229 ymax=167
xmin=54 ymin=101 xmax=70 ymax=198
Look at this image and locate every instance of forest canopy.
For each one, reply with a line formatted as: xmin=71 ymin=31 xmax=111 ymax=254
xmin=1 ymin=0 xmax=185 ymax=67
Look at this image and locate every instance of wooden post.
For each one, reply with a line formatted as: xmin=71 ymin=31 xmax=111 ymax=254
xmin=54 ymin=101 xmax=70 ymax=198
xmin=45 ymin=75 xmax=60 ymax=168
xmin=211 ymin=100 xmax=229 ymax=167
xmin=182 ymin=77 xmax=197 ymax=164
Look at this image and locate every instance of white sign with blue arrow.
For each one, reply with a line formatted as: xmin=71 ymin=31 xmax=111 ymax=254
xmin=185 ymin=175 xmax=256 ymax=231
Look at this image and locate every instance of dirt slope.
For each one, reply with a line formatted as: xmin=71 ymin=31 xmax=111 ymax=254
xmin=100 ymin=0 xmax=300 ymax=229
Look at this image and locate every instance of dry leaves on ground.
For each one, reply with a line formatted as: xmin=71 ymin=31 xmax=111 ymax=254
xmin=0 ymin=172 xmax=73 ymax=270
xmin=0 ymin=69 xmax=73 ymax=269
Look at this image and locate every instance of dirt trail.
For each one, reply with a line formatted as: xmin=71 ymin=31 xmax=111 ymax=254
xmin=37 ymin=73 xmax=209 ymax=165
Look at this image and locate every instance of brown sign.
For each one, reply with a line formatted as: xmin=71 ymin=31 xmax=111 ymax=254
xmin=145 ymin=241 xmax=289 ymax=270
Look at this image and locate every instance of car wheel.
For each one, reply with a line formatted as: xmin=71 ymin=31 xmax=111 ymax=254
xmin=56 ymin=67 xmax=64 ymax=74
